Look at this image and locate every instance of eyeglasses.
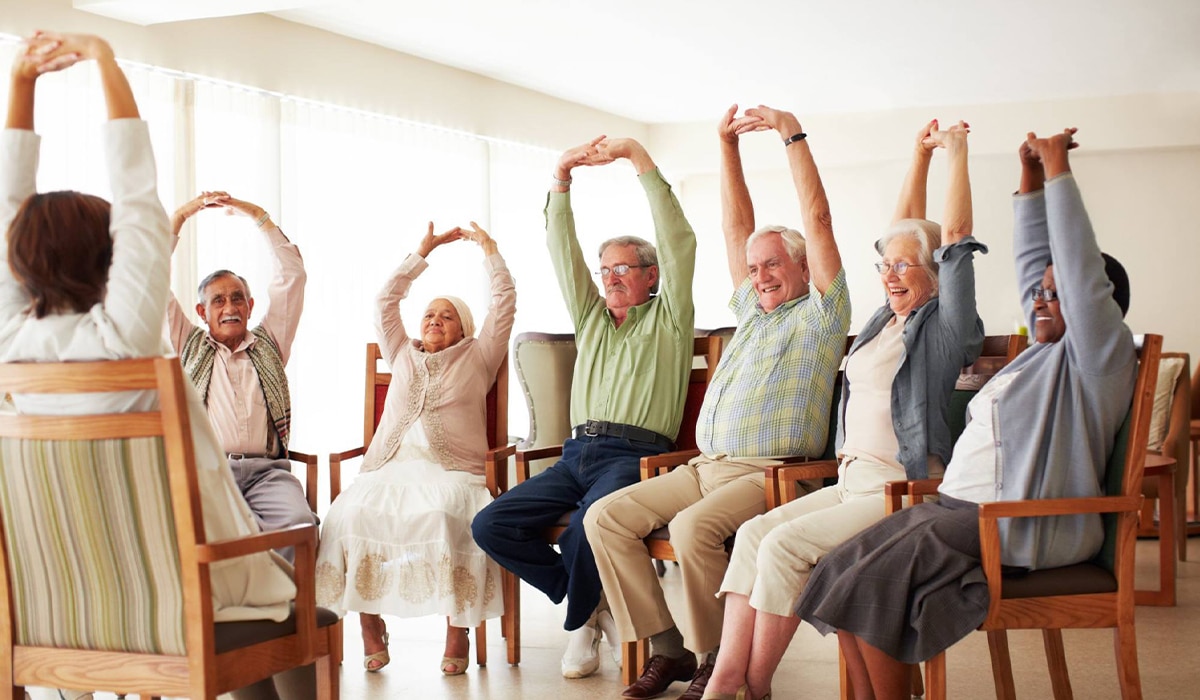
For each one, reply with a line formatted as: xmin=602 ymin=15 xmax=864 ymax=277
xmin=874 ymin=261 xmax=924 ymax=275
xmin=595 ymin=264 xmax=649 ymax=278
xmin=1031 ymin=287 xmax=1059 ymax=302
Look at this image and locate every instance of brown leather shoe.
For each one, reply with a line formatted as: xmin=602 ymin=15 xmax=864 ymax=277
xmin=622 ymin=653 xmax=698 ymax=699
xmin=676 ymin=659 xmax=715 ymax=700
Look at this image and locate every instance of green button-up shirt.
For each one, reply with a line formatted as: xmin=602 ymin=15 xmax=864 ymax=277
xmin=544 ymin=169 xmax=696 ymax=441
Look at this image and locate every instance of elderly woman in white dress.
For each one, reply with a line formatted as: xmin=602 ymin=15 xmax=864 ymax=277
xmin=1 ymin=32 xmax=300 ymax=700
xmin=316 ymin=222 xmax=516 ymax=676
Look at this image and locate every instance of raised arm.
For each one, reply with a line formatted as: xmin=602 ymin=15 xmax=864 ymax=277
xmin=892 ymin=119 xmax=937 ymax=223
xmin=718 ymin=105 xmax=768 ymax=287
xmin=927 ymin=121 xmax=973 ymax=245
xmin=0 ymin=47 xmax=44 ymax=329
xmin=745 ymin=105 xmax=842 ymax=294
xmin=461 ymin=222 xmax=516 ymax=372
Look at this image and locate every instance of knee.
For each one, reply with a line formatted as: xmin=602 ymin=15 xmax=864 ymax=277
xmin=757 ymin=527 xmax=813 ymax=573
xmin=471 ymin=507 xmax=498 ymax=549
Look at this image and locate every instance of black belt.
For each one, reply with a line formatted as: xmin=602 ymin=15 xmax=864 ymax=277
xmin=574 ymin=420 xmax=674 ymax=450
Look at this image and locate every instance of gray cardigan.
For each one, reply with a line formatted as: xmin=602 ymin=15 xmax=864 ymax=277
xmin=837 ymin=237 xmax=986 ymax=480
xmin=986 ymin=173 xmax=1136 ymax=570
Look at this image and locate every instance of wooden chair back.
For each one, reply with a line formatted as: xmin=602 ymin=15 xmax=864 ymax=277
xmin=0 ymin=357 xmax=335 ymax=699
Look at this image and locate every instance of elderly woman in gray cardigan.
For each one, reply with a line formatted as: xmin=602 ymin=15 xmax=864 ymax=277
xmin=702 ymin=121 xmax=985 ymax=700
xmin=796 ymin=129 xmax=1136 ymax=700
xmin=316 ymin=222 xmax=515 ymax=677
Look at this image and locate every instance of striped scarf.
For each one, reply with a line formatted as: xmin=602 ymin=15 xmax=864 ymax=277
xmin=179 ymin=326 xmax=291 ymax=455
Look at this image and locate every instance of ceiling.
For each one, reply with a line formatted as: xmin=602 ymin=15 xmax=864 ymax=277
xmin=77 ymin=0 xmax=1200 ymax=124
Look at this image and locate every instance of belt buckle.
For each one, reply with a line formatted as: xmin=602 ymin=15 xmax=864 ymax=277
xmin=228 ymin=452 xmax=246 ymax=461
xmin=583 ymin=420 xmax=601 ymax=437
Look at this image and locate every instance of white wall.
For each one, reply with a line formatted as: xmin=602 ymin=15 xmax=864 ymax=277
xmin=0 ymin=0 xmax=646 ymax=148
xmin=650 ymin=96 xmax=1200 ymax=364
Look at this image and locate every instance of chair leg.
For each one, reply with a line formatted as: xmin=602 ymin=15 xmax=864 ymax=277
xmin=331 ymin=618 xmax=344 ymax=667
xmin=503 ymin=570 xmax=521 ymax=665
xmin=838 ymin=647 xmax=855 ymax=700
xmin=475 ymin=620 xmax=488 ymax=666
xmin=1135 ymin=472 xmax=1177 ymax=606
xmin=924 ymin=651 xmax=946 ymax=700
xmin=1113 ymin=622 xmax=1143 ymax=700
xmin=987 ymin=630 xmax=1016 ymax=700
xmin=316 ymin=652 xmax=336 ymax=700
xmin=1040 ymin=629 xmax=1072 ymax=700
xmin=909 ymin=663 xmax=925 ymax=698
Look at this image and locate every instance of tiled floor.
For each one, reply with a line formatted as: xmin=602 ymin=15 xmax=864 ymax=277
xmin=38 ymin=535 xmax=1200 ymax=699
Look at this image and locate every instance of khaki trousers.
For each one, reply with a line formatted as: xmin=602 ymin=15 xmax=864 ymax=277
xmin=584 ymin=455 xmax=778 ymax=654
xmin=717 ymin=457 xmax=905 ymax=617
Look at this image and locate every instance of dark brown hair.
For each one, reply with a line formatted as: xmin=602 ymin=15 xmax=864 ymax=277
xmin=7 ymin=191 xmax=113 ymax=318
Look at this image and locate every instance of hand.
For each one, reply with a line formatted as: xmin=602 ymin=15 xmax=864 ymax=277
xmin=1018 ymin=140 xmax=1042 ymax=171
xmin=416 ymin=222 xmax=465 ymax=258
xmin=594 ymin=137 xmax=646 ymax=162
xmin=1023 ymin=127 xmax=1079 ymax=161
xmin=914 ymin=119 xmax=939 ymax=154
xmin=171 ymin=191 xmax=229 ymax=236
xmin=718 ymin=104 xmax=768 ymax=145
xmin=554 ymin=136 xmax=612 ymax=180
xmin=744 ymin=104 xmax=803 ymax=136
xmin=212 ymin=195 xmax=268 ymax=222
xmin=461 ymin=221 xmax=499 ymax=256
xmin=924 ymin=120 xmax=969 ymax=150
xmin=17 ymin=31 xmax=114 ymax=76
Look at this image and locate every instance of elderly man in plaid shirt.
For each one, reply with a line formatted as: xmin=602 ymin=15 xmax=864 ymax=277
xmin=584 ymin=104 xmax=851 ymax=700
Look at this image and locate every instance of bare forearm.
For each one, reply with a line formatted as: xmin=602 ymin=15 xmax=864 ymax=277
xmin=5 ymin=76 xmax=35 ymax=130
xmin=893 ymin=150 xmax=932 ymax=223
xmin=720 ymin=140 xmax=753 ymax=285
xmin=786 ymin=140 xmax=840 ymax=290
xmin=940 ymin=139 xmax=973 ymax=243
xmin=97 ymin=56 xmax=138 ymax=120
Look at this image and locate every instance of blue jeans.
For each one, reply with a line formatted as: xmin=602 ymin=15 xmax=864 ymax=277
xmin=472 ymin=434 xmax=669 ymax=630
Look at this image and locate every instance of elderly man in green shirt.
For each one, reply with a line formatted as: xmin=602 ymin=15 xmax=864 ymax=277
xmin=473 ymin=135 xmax=696 ymax=679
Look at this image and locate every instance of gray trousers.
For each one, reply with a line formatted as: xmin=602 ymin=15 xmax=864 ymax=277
xmin=228 ymin=456 xmax=318 ymax=563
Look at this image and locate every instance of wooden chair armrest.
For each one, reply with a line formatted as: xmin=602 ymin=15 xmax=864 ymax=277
xmin=515 ymin=444 xmax=563 ymax=484
xmin=288 ymin=449 xmax=319 ymax=513
xmin=640 ymin=449 xmax=701 ymax=480
xmin=195 ymin=523 xmax=318 ymax=563
xmin=884 ymin=478 xmax=944 ymax=514
xmin=327 ymin=446 xmax=366 ymax=503
xmin=978 ymin=495 xmax=1142 ymax=520
xmin=1142 ymin=461 xmax=1176 ymax=479
xmin=765 ymin=459 xmax=839 ymax=509
xmin=486 ymin=443 xmax=517 ymax=497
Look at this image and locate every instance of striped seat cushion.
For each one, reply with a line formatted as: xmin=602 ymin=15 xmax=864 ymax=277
xmin=0 ymin=437 xmax=186 ymax=655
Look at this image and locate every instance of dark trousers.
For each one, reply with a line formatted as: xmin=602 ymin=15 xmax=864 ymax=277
xmin=472 ymin=435 xmax=669 ymax=630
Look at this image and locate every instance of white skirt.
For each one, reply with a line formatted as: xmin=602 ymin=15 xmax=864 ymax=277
xmin=316 ymin=419 xmax=503 ymax=627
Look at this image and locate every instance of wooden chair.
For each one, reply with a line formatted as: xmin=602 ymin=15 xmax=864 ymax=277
xmin=513 ymin=335 xmax=722 ymax=684
xmin=1136 ymin=352 xmax=1190 ymax=606
xmin=0 ymin=356 xmax=337 ymax=699
xmin=763 ymin=333 xmax=1028 ymax=700
xmin=327 ymin=342 xmax=519 ymax=666
xmin=886 ymin=334 xmax=1161 ymax=700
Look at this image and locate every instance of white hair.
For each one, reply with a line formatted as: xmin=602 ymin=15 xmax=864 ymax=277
xmin=876 ymin=218 xmax=942 ymax=291
xmin=746 ymin=225 xmax=806 ymax=262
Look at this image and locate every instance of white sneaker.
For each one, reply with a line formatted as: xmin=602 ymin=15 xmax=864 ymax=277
xmin=561 ymin=617 xmax=602 ymax=678
xmin=595 ymin=608 xmax=623 ymax=670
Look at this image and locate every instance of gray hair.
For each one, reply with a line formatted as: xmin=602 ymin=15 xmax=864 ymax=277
xmin=746 ymin=225 xmax=807 ymax=262
xmin=875 ymin=218 xmax=941 ymax=292
xmin=598 ymin=235 xmax=659 ymax=294
xmin=197 ymin=269 xmax=251 ymax=303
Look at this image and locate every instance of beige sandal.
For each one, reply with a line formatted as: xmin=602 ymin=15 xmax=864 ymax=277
xmin=364 ymin=631 xmax=390 ymax=672
xmin=440 ymin=656 xmax=469 ymax=675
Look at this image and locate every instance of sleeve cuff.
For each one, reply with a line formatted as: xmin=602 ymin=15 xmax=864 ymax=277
xmin=934 ymin=235 xmax=988 ymax=262
xmin=638 ymin=168 xmax=670 ymax=193
xmin=400 ymin=252 xmax=429 ymax=276
xmin=484 ymin=252 xmax=507 ymax=273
